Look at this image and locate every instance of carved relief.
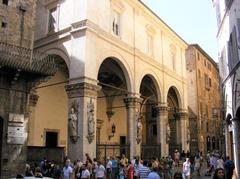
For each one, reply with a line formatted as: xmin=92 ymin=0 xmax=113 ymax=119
xmin=166 ymin=123 xmax=171 ymax=143
xmin=136 ymin=112 xmax=143 ymax=144
xmin=86 ymin=98 xmax=95 ymax=143
xmin=69 ymin=100 xmax=79 ymax=143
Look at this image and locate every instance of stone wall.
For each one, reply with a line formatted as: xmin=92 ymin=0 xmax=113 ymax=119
xmin=0 ymin=0 xmax=36 ymax=48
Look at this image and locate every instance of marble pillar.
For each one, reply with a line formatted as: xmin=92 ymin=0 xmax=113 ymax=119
xmin=156 ymin=103 xmax=168 ymax=157
xmin=179 ymin=110 xmax=189 ymax=152
xmin=65 ymin=82 xmax=100 ymax=161
xmin=123 ymin=96 xmax=142 ymax=159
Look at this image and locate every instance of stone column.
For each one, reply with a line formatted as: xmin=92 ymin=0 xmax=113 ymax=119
xmin=179 ymin=110 xmax=189 ymax=152
xmin=123 ymin=96 xmax=142 ymax=159
xmin=28 ymin=89 xmax=39 ymax=145
xmin=65 ymin=82 xmax=100 ymax=161
xmin=224 ymin=122 xmax=230 ymax=158
xmin=156 ymin=103 xmax=168 ymax=157
xmin=232 ymin=117 xmax=240 ymax=177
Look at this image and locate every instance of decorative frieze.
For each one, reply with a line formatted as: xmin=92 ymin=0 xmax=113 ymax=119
xmin=65 ymin=82 xmax=101 ymax=98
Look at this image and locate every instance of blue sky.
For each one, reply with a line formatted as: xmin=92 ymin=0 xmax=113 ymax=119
xmin=142 ymin=0 xmax=218 ymax=62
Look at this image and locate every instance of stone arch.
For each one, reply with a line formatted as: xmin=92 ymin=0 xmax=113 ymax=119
xmin=96 ymin=56 xmax=131 ymax=159
xmin=43 ymin=48 xmax=71 ymax=70
xmin=137 ymin=70 xmax=162 ymax=103
xmin=28 ymin=51 xmax=69 ymax=148
xmin=97 ymin=51 xmax=132 ymax=92
xmin=138 ymin=74 xmax=160 ymax=150
xmin=166 ymin=85 xmax=183 ymax=109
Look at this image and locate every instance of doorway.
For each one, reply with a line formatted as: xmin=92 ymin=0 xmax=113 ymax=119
xmin=45 ymin=131 xmax=58 ymax=148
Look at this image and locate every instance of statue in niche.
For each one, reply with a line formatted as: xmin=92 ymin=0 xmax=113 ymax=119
xmin=87 ymin=98 xmax=95 ymax=143
xmin=136 ymin=113 xmax=143 ymax=144
xmin=69 ymin=101 xmax=79 ymax=143
xmin=187 ymin=127 xmax=190 ymax=143
xmin=166 ymin=123 xmax=171 ymax=143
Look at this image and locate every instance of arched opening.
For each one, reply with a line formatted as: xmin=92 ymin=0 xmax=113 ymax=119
xmin=97 ymin=58 xmax=129 ymax=161
xmin=28 ymin=55 xmax=69 ymax=163
xmin=167 ymin=87 xmax=181 ymax=155
xmin=139 ymin=75 xmax=159 ymax=159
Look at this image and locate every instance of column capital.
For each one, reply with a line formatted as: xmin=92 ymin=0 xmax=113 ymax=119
xmin=65 ymin=82 xmax=101 ymax=98
xmin=178 ymin=109 xmax=188 ymax=119
xmin=155 ymin=103 xmax=168 ymax=114
xmin=123 ymin=96 xmax=143 ymax=108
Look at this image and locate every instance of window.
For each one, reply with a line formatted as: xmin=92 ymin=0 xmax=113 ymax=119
xmin=198 ymin=69 xmax=201 ymax=78
xmin=1 ymin=22 xmax=7 ymax=28
xmin=48 ymin=7 xmax=58 ymax=33
xmin=2 ymin=0 xmax=8 ymax=5
xmin=208 ymin=63 xmax=211 ymax=71
xmin=209 ymin=77 xmax=212 ymax=87
xmin=204 ymin=74 xmax=210 ymax=90
xmin=112 ymin=10 xmax=120 ymax=36
xmin=197 ymin=53 xmax=200 ymax=61
xmin=171 ymin=52 xmax=176 ymax=71
xmin=147 ymin=35 xmax=153 ymax=56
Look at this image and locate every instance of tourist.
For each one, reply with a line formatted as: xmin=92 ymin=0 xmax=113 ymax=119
xmin=182 ymin=158 xmax=191 ymax=179
xmin=213 ymin=168 xmax=225 ymax=179
xmin=63 ymin=159 xmax=73 ymax=179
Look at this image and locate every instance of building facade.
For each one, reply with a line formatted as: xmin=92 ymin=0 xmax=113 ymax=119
xmin=213 ymin=0 xmax=240 ymax=175
xmin=31 ymin=0 xmax=189 ymax=163
xmin=0 ymin=0 xmax=57 ymax=177
xmin=186 ymin=44 xmax=223 ymax=156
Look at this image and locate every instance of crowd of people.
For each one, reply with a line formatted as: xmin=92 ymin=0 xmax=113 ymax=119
xmin=19 ymin=150 xmax=238 ymax=179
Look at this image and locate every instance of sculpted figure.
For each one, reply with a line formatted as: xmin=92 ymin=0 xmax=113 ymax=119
xmin=87 ymin=99 xmax=95 ymax=143
xmin=137 ymin=117 xmax=143 ymax=143
xmin=69 ymin=107 xmax=78 ymax=137
xmin=166 ymin=123 xmax=171 ymax=143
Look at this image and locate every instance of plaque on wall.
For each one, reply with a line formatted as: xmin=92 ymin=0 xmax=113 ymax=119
xmin=7 ymin=126 xmax=25 ymax=144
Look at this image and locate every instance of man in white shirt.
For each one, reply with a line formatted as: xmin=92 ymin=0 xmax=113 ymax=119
xmin=81 ymin=164 xmax=90 ymax=179
xmin=63 ymin=159 xmax=73 ymax=179
xmin=106 ymin=157 xmax=112 ymax=179
xmin=95 ymin=161 xmax=106 ymax=179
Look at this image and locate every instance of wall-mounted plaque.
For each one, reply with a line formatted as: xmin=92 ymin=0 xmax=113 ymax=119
xmin=7 ymin=126 xmax=25 ymax=144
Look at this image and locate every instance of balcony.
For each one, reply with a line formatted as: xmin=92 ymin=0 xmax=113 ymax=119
xmin=0 ymin=42 xmax=57 ymax=76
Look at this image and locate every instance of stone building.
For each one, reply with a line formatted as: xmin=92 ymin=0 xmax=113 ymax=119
xmin=186 ymin=44 xmax=223 ymax=155
xmin=0 ymin=0 xmax=57 ymax=177
xmin=213 ymin=0 xmax=240 ymax=175
xmin=30 ymin=0 xmax=189 ymax=162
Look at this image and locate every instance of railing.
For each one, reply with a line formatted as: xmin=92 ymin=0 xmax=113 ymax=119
xmin=96 ymin=144 xmax=130 ymax=164
xmin=0 ymin=42 xmax=57 ymax=75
